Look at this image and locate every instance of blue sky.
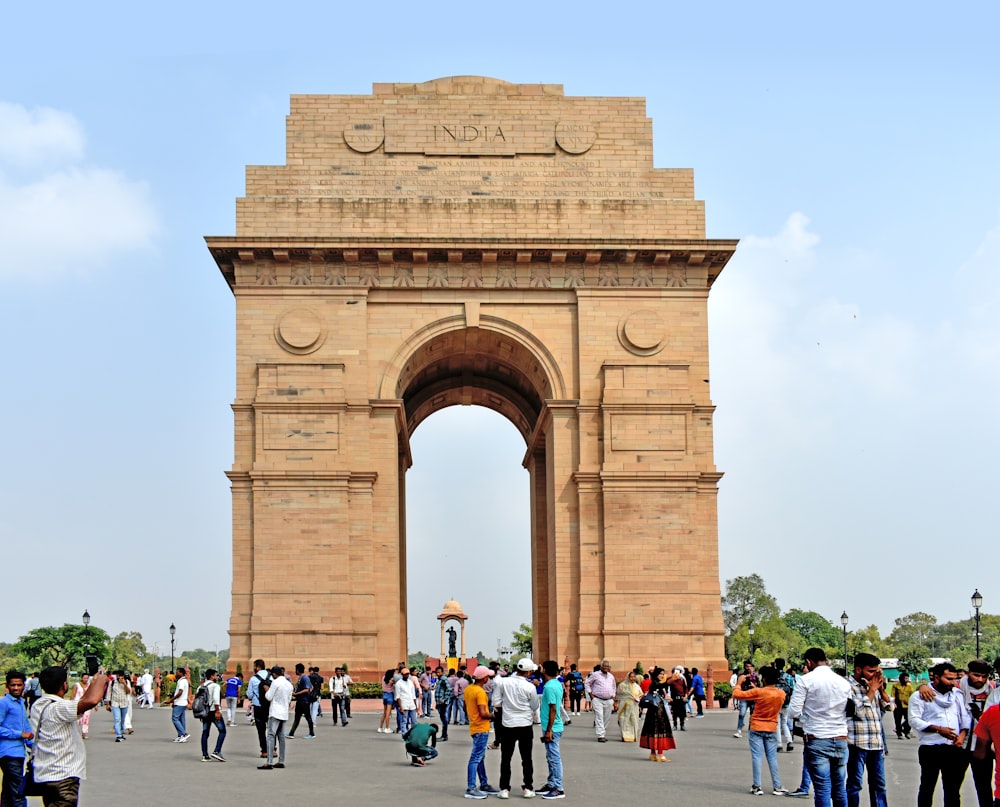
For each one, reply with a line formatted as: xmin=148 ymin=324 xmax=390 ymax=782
xmin=3 ymin=1 xmax=998 ymax=659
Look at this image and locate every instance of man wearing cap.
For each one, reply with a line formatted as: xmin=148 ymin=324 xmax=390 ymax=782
xmin=261 ymin=666 xmax=292 ymax=770
xmin=463 ymin=666 xmax=500 ymax=799
xmin=394 ymin=668 xmax=421 ymax=737
xmin=585 ymin=659 xmax=617 ymax=743
xmin=493 ymin=658 xmax=541 ymax=799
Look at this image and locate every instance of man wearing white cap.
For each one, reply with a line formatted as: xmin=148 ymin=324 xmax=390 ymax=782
xmin=493 ymin=658 xmax=541 ymax=799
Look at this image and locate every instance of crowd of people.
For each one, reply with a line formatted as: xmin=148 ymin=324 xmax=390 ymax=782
xmin=723 ymin=650 xmax=1000 ymax=807
xmin=3 ymin=652 xmax=1000 ymax=806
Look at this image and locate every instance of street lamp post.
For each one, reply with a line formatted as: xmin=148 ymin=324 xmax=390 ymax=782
xmin=82 ymin=609 xmax=92 ymax=676
xmin=748 ymin=626 xmax=756 ymax=661
xmin=840 ymin=611 xmax=849 ymax=670
xmin=972 ymin=590 xmax=983 ymax=659
xmin=169 ymin=623 xmax=176 ymax=673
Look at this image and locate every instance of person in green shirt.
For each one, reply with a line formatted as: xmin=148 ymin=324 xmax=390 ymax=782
xmin=403 ymin=721 xmax=439 ymax=766
xmin=539 ymin=660 xmax=566 ymax=799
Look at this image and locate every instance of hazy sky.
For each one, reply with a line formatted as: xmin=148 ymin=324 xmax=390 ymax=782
xmin=3 ymin=1 xmax=998 ymax=660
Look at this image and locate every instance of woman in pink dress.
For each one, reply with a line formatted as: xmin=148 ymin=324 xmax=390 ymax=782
xmin=74 ymin=673 xmax=93 ymax=738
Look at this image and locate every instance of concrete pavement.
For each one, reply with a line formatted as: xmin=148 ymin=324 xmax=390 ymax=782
xmin=75 ymin=705 xmax=981 ymax=805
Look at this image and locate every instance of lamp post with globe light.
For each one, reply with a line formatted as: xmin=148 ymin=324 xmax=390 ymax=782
xmin=971 ymin=590 xmax=983 ymax=659
xmin=840 ymin=611 xmax=849 ymax=670
xmin=170 ymin=623 xmax=176 ymax=673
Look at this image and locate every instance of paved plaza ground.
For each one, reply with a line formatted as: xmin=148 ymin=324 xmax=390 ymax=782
xmin=75 ymin=704 xmax=981 ymax=806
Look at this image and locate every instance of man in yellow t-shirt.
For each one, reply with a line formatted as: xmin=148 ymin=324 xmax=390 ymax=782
xmin=891 ymin=673 xmax=914 ymax=739
xmin=463 ymin=667 xmax=499 ymax=799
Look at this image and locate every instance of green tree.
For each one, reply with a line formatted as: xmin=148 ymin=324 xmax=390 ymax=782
xmin=887 ymin=612 xmax=938 ymax=652
xmin=407 ymin=651 xmax=427 ymax=670
xmin=722 ymin=574 xmax=779 ymax=635
xmin=783 ymin=609 xmax=842 ymax=649
xmin=511 ymin=623 xmax=532 ymax=657
xmin=727 ymin=615 xmax=803 ymax=670
xmin=107 ymin=632 xmax=147 ymax=673
xmin=895 ymin=644 xmax=932 ymax=677
xmin=11 ymin=625 xmax=111 ymax=670
xmin=849 ymin=624 xmax=888 ymax=657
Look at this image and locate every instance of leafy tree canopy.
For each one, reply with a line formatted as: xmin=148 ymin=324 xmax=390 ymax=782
xmin=722 ymin=574 xmax=779 ymax=635
xmin=11 ymin=625 xmax=111 ymax=670
xmin=783 ymin=609 xmax=842 ymax=649
xmin=887 ymin=612 xmax=937 ymax=649
xmin=511 ymin=623 xmax=532 ymax=657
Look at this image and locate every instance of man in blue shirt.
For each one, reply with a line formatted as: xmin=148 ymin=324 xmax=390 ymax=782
xmin=690 ymin=668 xmax=706 ymax=717
xmin=0 ymin=670 xmax=33 ymax=807
xmin=539 ymin=660 xmax=565 ymax=800
xmin=224 ymin=673 xmax=242 ymax=726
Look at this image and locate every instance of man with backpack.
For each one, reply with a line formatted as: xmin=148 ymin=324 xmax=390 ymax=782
xmin=774 ymin=658 xmax=795 ymax=751
xmin=246 ymin=659 xmax=272 ymax=759
xmin=566 ymin=664 xmax=585 ymax=715
xmin=194 ymin=669 xmax=227 ymax=762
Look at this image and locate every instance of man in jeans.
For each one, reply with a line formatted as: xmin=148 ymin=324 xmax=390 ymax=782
xmin=732 ymin=665 xmax=788 ymax=796
xmin=539 ymin=660 xmax=566 ymax=799
xmin=0 ymin=670 xmax=32 ymax=807
xmin=788 ymin=647 xmax=852 ymax=807
xmin=170 ymin=667 xmax=190 ymax=742
xmin=199 ymin=669 xmax=228 ymax=762
xmin=846 ymin=653 xmax=890 ymax=807
xmin=463 ymin=666 xmax=499 ymax=799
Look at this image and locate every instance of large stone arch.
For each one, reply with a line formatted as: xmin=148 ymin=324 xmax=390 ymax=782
xmin=209 ymin=77 xmax=736 ymax=678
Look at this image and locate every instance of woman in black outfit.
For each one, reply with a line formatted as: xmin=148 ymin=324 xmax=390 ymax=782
xmin=639 ymin=666 xmax=683 ymax=762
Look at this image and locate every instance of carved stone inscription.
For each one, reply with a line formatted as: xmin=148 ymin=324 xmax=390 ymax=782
xmin=384 ymin=116 xmax=557 ymax=156
xmin=317 ymin=159 xmax=665 ymax=200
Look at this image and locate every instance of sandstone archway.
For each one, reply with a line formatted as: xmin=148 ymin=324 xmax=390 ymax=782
xmin=209 ymin=77 xmax=735 ymax=677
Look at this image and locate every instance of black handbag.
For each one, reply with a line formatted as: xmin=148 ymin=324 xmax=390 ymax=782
xmin=18 ymin=700 xmax=53 ymax=797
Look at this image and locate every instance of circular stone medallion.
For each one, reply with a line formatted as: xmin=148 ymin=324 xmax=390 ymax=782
xmin=618 ymin=310 xmax=666 ymax=355
xmin=555 ymin=121 xmax=597 ymax=154
xmin=344 ymin=120 xmax=385 ymax=153
xmin=275 ymin=308 xmax=325 ymax=354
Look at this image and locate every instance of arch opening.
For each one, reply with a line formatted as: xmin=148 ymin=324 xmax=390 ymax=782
xmin=404 ymin=406 xmax=531 ymax=660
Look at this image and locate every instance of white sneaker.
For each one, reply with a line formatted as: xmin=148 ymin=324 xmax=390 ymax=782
xmin=179 ymin=735 xmax=190 ymax=743
xmin=497 ymin=790 xmax=510 ymax=799
xmin=734 ymin=730 xmax=743 ymax=738
xmin=523 ymin=788 xmax=535 ymax=799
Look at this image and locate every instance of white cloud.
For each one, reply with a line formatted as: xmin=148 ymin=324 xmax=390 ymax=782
xmin=0 ymin=102 xmax=158 ymax=280
xmin=0 ymin=102 xmax=85 ymax=168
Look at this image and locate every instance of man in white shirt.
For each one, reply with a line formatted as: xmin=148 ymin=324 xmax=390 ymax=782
xmin=31 ymin=666 xmax=108 ymax=806
xmin=170 ymin=667 xmax=190 ymax=742
xmin=138 ymin=669 xmax=155 ymax=708
xmin=330 ymin=667 xmax=350 ymax=726
xmin=261 ymin=667 xmax=293 ymax=770
xmin=493 ymin=658 xmax=541 ymax=799
xmin=908 ymin=662 xmax=972 ymax=807
xmin=394 ymin=668 xmax=421 ymax=736
xmin=788 ymin=647 xmax=851 ymax=807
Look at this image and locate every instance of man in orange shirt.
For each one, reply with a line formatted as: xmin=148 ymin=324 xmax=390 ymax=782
xmin=463 ymin=667 xmax=500 ymax=799
xmin=733 ymin=666 xmax=789 ymax=796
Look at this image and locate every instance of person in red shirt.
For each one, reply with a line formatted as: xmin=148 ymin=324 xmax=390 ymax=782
xmin=972 ymin=703 xmax=1000 ymax=804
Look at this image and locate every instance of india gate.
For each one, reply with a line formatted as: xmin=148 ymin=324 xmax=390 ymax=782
xmin=207 ymin=77 xmax=735 ymax=678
